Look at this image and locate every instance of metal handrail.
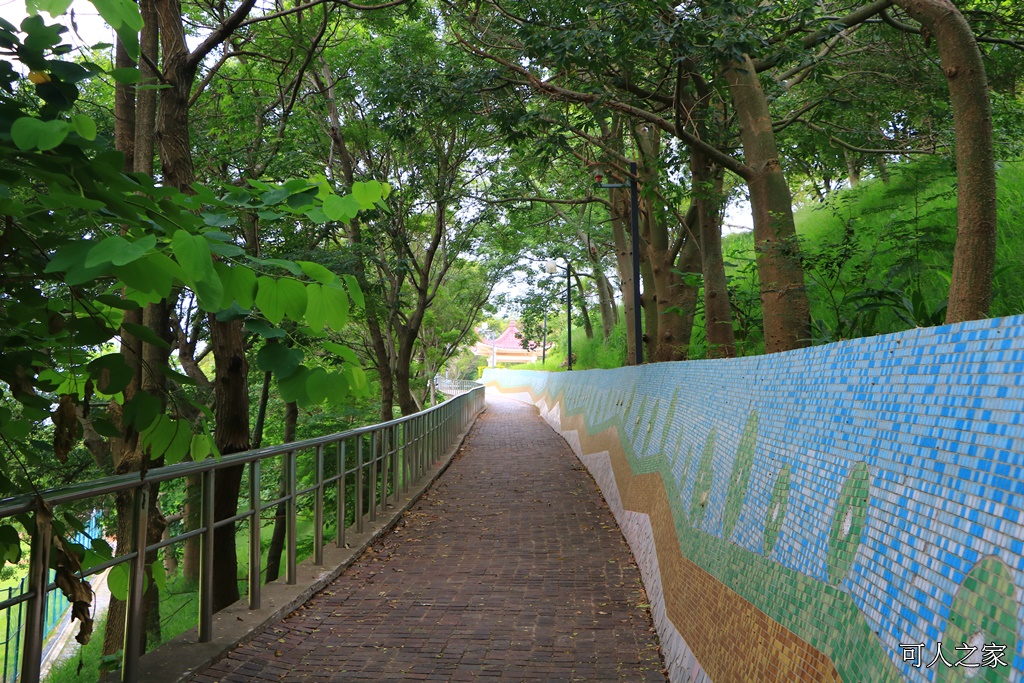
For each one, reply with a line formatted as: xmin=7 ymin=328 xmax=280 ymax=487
xmin=1 ymin=383 xmax=485 ymax=683
xmin=433 ymin=376 xmax=482 ymax=396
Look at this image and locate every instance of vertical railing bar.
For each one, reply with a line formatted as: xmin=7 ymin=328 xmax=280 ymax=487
xmin=337 ymin=440 xmax=346 ymax=548
xmin=248 ymin=459 xmax=261 ymax=610
xmin=369 ymin=431 xmax=378 ymax=523
xmin=286 ymin=449 xmax=297 ymax=585
xmin=122 ymin=484 xmax=150 ymax=680
xmin=314 ymin=445 xmax=324 ymax=566
xmin=20 ymin=502 xmax=53 ymax=683
xmin=198 ymin=470 xmax=215 ymax=643
xmin=355 ymin=434 xmax=364 ymax=534
xmin=380 ymin=427 xmax=389 ymax=511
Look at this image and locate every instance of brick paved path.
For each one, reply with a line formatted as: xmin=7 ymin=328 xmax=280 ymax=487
xmin=194 ymin=397 xmax=666 ymax=682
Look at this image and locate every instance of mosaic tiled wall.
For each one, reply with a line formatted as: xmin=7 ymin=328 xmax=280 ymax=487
xmin=483 ymin=315 xmax=1024 ymax=683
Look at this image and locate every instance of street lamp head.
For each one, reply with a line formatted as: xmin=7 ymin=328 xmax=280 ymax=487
xmin=587 ymin=161 xmax=606 ymax=185
xmin=544 ymin=260 xmax=558 ymax=275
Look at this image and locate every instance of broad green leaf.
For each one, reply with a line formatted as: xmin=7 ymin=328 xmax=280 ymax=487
xmin=322 ymin=194 xmax=360 ymax=222
xmin=249 ymin=257 xmax=303 ymax=277
xmin=87 ymin=353 xmax=135 ymax=394
xmin=244 ymin=319 xmax=287 ymax=339
xmin=122 ymin=322 xmax=172 ymax=350
xmin=190 ymin=433 xmax=212 ymax=460
xmin=342 ymin=274 xmax=365 ymax=309
xmin=256 ymin=342 xmax=302 ymax=378
xmin=278 ymin=366 xmax=309 ymax=404
xmin=163 ymin=423 xmax=192 ymax=465
xmin=71 ymin=114 xmax=97 ymax=140
xmin=323 ymin=342 xmax=359 ymax=366
xmin=0 ymin=525 xmax=21 ymax=564
xmin=11 ymin=117 xmax=70 ymax=151
xmin=215 ymin=263 xmax=258 ymax=309
xmin=277 ymin=278 xmax=307 ymax=321
xmin=255 ymin=277 xmax=284 ymax=324
xmin=34 ymin=0 xmax=74 ymax=16
xmin=305 ymin=284 xmax=327 ymax=332
xmin=306 ymin=367 xmax=329 ymax=404
xmin=140 ymin=415 xmax=175 ymax=459
xmin=151 ymin=561 xmax=166 ymax=591
xmin=158 ymin=365 xmax=198 ymax=386
xmin=108 ymin=563 xmax=129 ymax=601
xmin=122 ymin=390 xmax=160 ymax=431
xmin=351 ymin=181 xmax=383 ymax=209
xmin=298 ymin=261 xmax=335 ymax=285
xmin=107 ymin=66 xmax=139 ymax=83
xmin=325 ymin=371 xmax=350 ymax=406
xmin=85 ymin=234 xmax=155 ymax=268
xmin=171 ymin=230 xmax=214 ymax=282
xmin=191 ymin=269 xmax=225 ymax=312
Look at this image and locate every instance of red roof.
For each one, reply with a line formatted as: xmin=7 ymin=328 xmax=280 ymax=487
xmin=484 ymin=321 xmax=538 ymax=351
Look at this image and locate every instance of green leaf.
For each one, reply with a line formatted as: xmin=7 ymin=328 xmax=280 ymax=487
xmin=85 ymin=234 xmax=156 ymax=268
xmin=256 ymin=342 xmax=303 ymax=378
xmin=11 ymin=117 xmax=70 ymax=151
xmin=304 ymin=284 xmax=327 ymax=332
xmin=298 ymin=261 xmax=335 ymax=284
xmin=34 ymin=0 xmax=74 ymax=16
xmin=322 ymin=194 xmax=360 ymax=222
xmin=191 ymin=269 xmax=225 ymax=312
xmin=122 ymin=390 xmax=161 ymax=431
xmin=324 ymin=371 xmax=350 ymax=406
xmin=351 ymin=181 xmax=383 ymax=209
xmin=305 ymin=367 xmax=329 ymax=404
xmin=122 ymin=322 xmax=172 ymax=350
xmin=162 ymin=424 xmax=192 ymax=465
xmin=171 ymin=230 xmax=214 ymax=282
xmin=140 ymin=415 xmax=175 ymax=459
xmin=87 ymin=353 xmax=135 ymax=395
xmin=277 ymin=366 xmax=309 ymax=404
xmin=158 ymin=365 xmax=198 ymax=386
xmin=244 ymin=319 xmax=287 ymax=339
xmin=255 ymin=277 xmax=284 ymax=324
xmin=0 ymin=525 xmax=21 ymax=564
xmin=150 ymin=561 xmax=166 ymax=591
xmin=190 ymin=433 xmax=212 ymax=460
xmin=249 ymin=257 xmax=303 ymax=277
xmin=307 ymin=284 xmax=348 ymax=332
xmin=215 ymin=263 xmax=258 ymax=309
xmin=342 ymin=274 xmax=365 ymax=309
xmin=108 ymin=563 xmax=129 ymax=601
xmin=323 ymin=342 xmax=359 ymax=366
xmin=277 ymin=278 xmax=307 ymax=321
xmin=71 ymin=114 xmax=97 ymax=140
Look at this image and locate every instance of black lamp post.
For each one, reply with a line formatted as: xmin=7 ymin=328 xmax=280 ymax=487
xmin=592 ymin=161 xmax=642 ymax=366
xmin=545 ymin=259 xmax=572 ymax=371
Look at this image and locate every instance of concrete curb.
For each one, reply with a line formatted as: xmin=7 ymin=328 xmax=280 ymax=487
xmin=112 ymin=406 xmax=484 ymax=683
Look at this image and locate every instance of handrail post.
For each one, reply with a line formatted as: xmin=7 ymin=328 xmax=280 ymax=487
xmin=248 ymin=460 xmax=261 ymax=610
xmin=355 ymin=434 xmax=364 ymax=534
xmin=286 ymin=449 xmax=297 ymax=585
xmin=123 ymin=483 xmax=150 ymax=680
xmin=314 ymin=445 xmax=324 ymax=566
xmin=20 ymin=503 xmax=53 ymax=683
xmin=368 ymin=431 xmax=378 ymax=523
xmin=337 ymin=440 xmax=346 ymax=548
xmin=199 ymin=470 xmax=215 ymax=643
xmin=380 ymin=427 xmax=389 ymax=511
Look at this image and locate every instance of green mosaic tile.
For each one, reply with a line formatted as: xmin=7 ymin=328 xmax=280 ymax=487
xmin=722 ymin=411 xmax=758 ymax=540
xmin=827 ymin=461 xmax=870 ymax=585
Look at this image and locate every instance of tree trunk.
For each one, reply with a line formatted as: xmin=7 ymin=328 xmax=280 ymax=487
xmin=639 ymin=246 xmax=658 ymax=362
xmin=265 ymin=401 xmax=297 ymax=584
xmin=572 ymin=272 xmax=594 ymax=340
xmin=207 ymin=317 xmax=249 ymax=612
xmin=891 ymin=0 xmax=996 ymax=322
xmin=594 ymin=270 xmax=616 ymax=340
xmin=726 ymin=55 xmax=811 ymax=353
xmin=610 ymin=189 xmax=637 ymax=364
xmin=692 ymin=150 xmax=736 ymax=358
